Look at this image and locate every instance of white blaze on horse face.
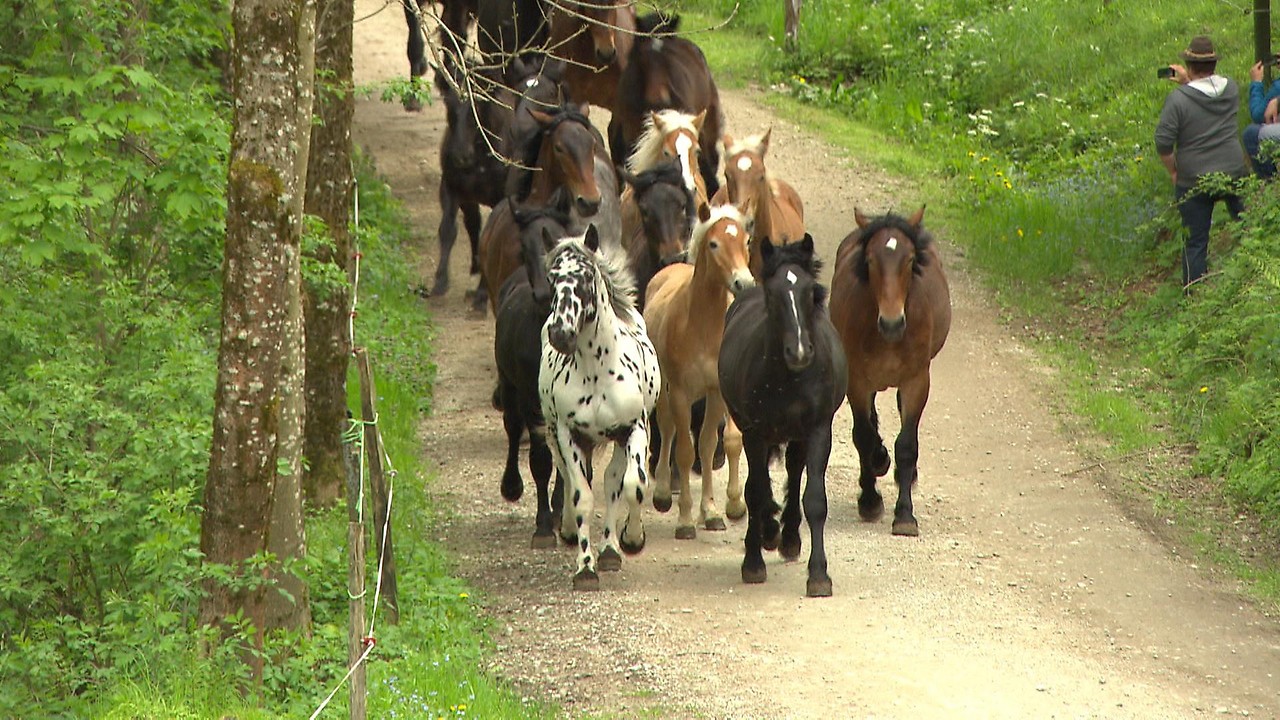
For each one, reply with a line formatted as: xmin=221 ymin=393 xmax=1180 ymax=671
xmin=674 ymin=132 xmax=696 ymax=192
xmin=736 ymin=155 xmax=753 ymax=172
xmin=885 ymin=237 xmax=898 ymax=252
xmin=786 ymin=271 xmax=806 ymax=362
xmin=724 ymin=223 xmax=739 ymax=237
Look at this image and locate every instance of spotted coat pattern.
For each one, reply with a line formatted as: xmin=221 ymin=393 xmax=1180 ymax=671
xmin=538 ymin=234 xmax=661 ymax=588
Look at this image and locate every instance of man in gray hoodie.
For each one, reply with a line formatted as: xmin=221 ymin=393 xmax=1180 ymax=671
xmin=1154 ymin=35 xmax=1249 ymax=291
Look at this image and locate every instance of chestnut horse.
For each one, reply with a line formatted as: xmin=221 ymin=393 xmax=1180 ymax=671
xmin=625 ymin=109 xmax=709 ymax=212
xmin=829 ymin=207 xmax=951 ymax=537
xmin=545 ymin=0 xmax=635 ymax=110
xmin=612 ymin=12 xmax=723 ymax=200
xmin=712 ymin=129 xmax=805 ymax=279
xmin=720 ymin=236 xmax=846 ymax=597
xmin=644 ymin=204 xmax=754 ymax=539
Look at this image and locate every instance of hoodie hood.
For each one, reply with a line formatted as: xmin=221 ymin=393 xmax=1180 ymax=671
xmin=1180 ymin=75 xmax=1238 ymax=107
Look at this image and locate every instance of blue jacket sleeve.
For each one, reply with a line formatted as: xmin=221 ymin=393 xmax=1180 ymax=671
xmin=1250 ymin=80 xmax=1280 ymax=122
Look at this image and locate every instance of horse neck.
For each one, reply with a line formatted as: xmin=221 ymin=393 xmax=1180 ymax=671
xmin=527 ymin=134 xmax=567 ymax=203
xmin=575 ymin=291 xmax=626 ymax=367
xmin=748 ymin=177 xmax=777 ymax=234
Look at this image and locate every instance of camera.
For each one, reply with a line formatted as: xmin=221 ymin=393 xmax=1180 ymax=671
xmin=1157 ymin=66 xmax=1176 ymax=79
xmin=1266 ymin=55 xmax=1280 ymax=67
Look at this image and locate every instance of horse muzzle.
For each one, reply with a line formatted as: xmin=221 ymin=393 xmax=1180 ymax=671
xmin=784 ymin=343 xmax=813 ymax=371
xmin=729 ymin=270 xmax=756 ymax=296
xmin=548 ymin=326 xmax=578 ymax=355
xmin=595 ymin=46 xmax=617 ymax=64
xmin=877 ymin=314 xmax=906 ymax=341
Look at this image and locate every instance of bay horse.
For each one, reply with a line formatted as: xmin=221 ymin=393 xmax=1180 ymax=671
xmin=644 ymin=204 xmax=754 ymax=539
xmin=612 ymin=12 xmax=724 ymax=200
xmin=544 ymin=0 xmax=636 ymax=111
xmin=494 ymin=199 xmax=572 ymax=548
xmin=712 ymin=129 xmax=806 ymax=279
xmin=618 ymin=159 xmax=696 ymax=308
xmin=829 ymin=207 xmax=951 ymax=537
xmin=539 ymin=226 xmax=660 ymax=590
xmin=719 ymin=236 xmax=847 ymax=597
xmin=475 ymin=102 xmax=620 ymax=312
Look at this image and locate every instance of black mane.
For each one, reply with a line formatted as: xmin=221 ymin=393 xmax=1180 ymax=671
xmin=851 ymin=212 xmax=934 ymax=282
xmin=636 ymin=11 xmax=680 ymax=36
xmin=762 ymin=236 xmax=823 ymax=281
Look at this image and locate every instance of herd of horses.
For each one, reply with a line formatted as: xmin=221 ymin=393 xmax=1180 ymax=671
xmin=403 ymin=0 xmax=953 ymax=596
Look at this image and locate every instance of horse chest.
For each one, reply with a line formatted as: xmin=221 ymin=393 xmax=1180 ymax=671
xmin=541 ymin=328 xmax=659 ymax=435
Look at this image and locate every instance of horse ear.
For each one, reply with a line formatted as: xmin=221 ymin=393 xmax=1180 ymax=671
xmin=697 ymin=202 xmax=712 ymax=224
xmin=760 ymin=236 xmax=776 ymax=264
xmin=800 ymin=233 xmax=815 ymax=257
xmin=854 ymin=207 xmax=870 ymax=229
xmin=577 ymin=102 xmax=590 ymax=119
xmin=908 ymin=205 xmax=926 ymax=229
xmin=649 ymin=110 xmax=663 ymax=131
xmin=760 ymin=127 xmax=772 ymax=156
xmin=529 ymin=108 xmax=555 ymax=127
xmin=692 ymin=109 xmax=707 ymax=134
xmin=584 ymin=224 xmax=600 ymax=252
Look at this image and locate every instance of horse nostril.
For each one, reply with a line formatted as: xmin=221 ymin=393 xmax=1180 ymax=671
xmin=596 ymin=47 xmax=616 ymax=63
xmin=576 ymin=197 xmax=601 ymax=216
xmin=878 ymin=315 xmax=906 ymax=340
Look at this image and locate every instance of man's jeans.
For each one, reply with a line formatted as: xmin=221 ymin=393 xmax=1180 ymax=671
xmin=1175 ymin=185 xmax=1243 ymax=288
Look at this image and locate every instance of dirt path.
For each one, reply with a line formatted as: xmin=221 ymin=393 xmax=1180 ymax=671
xmin=351 ymin=4 xmax=1280 ymax=718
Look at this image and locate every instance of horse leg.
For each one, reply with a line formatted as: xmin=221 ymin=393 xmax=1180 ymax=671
xmin=779 ymin=439 xmax=806 ymax=561
xmin=469 ymin=271 xmax=489 ymax=313
xmin=723 ymin=415 xmax=746 ymax=521
xmin=402 ymin=0 xmax=427 ymax=110
xmin=698 ymin=393 xmax=728 ymax=531
xmin=869 ymin=401 xmax=890 ymax=476
xmin=803 ymin=424 xmax=834 ymax=597
xmin=690 ymin=399 xmax=726 ymax=475
xmin=433 ymin=183 xmax=459 ymax=296
xmin=553 ymin=428 xmax=599 ymax=590
xmin=619 ymin=418 xmax=650 ymax=555
xmin=529 ymin=423 xmax=557 ymax=549
xmin=597 ymin=441 xmax=629 ymax=572
xmin=550 ymin=436 xmax=577 ymax=545
xmin=740 ymin=433 xmax=771 ymax=584
xmin=652 ymin=388 xmax=676 ymax=513
xmin=891 ymin=377 xmax=930 ymax=537
xmin=850 ymin=391 xmax=886 ymax=521
xmin=499 ymin=380 xmax=524 ymax=502
xmin=670 ymin=387 xmax=698 ymax=539
xmin=462 ymin=201 xmax=483 ymax=276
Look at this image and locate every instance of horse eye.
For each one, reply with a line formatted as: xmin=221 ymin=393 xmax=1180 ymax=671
xmin=709 ymin=240 xmax=719 ymax=250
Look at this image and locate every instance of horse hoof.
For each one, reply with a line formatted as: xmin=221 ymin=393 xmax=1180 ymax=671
xmin=429 ymin=280 xmax=449 ymax=297
xmin=872 ymin=446 xmax=891 ymax=477
xmin=597 ymin=546 xmax=622 ymax=572
xmin=779 ymin=535 xmax=802 ymax=562
xmin=725 ymin=499 xmax=747 ymax=521
xmin=704 ymin=516 xmax=726 ymax=532
xmin=858 ymin=493 xmax=885 ymax=522
xmin=674 ymin=525 xmax=697 ymax=540
xmin=806 ymin=577 xmax=833 ymax=598
xmin=742 ymin=564 xmax=767 ymax=584
xmin=653 ymin=494 xmax=672 ymax=513
xmin=762 ymin=521 xmax=782 ymax=551
xmin=892 ymin=519 xmax=920 ymax=537
xmin=559 ymin=530 xmax=578 ymax=546
xmin=573 ymin=569 xmax=600 ymax=591
xmin=531 ymin=533 xmax=557 ymax=550
xmin=501 ymin=475 xmax=523 ymax=503
xmin=620 ymin=530 xmax=646 ymax=555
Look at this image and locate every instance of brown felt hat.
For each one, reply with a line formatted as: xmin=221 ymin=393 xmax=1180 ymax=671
xmin=1181 ymin=35 xmax=1218 ymax=62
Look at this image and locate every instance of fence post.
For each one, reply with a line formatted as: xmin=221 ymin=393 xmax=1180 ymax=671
xmin=344 ymin=427 xmax=367 ymax=720
xmin=355 ymin=348 xmax=400 ymax=624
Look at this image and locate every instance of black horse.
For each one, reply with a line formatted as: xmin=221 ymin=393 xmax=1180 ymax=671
xmin=403 ymin=0 xmax=476 ymax=111
xmin=493 ymin=194 xmax=573 ymax=548
xmin=718 ymin=235 xmax=848 ymax=597
xmin=619 ymin=159 xmax=696 ymax=309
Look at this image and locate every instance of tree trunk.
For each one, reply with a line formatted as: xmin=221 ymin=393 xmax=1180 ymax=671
xmin=784 ymin=0 xmax=802 ymax=51
xmin=200 ymin=0 xmax=316 ymax=681
xmin=302 ymin=0 xmax=356 ymax=509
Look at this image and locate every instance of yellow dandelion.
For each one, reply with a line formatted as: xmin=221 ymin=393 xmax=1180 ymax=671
xmin=1016 ymin=228 xmax=1024 ymax=238
xmin=968 ymin=150 xmax=976 ymax=158
xmin=980 ymin=156 xmax=990 ymax=163
xmin=459 ymin=592 xmax=469 ymax=599
xmin=1003 ymin=181 xmax=1012 ymax=190
xmin=1199 ymin=386 xmax=1209 ymax=393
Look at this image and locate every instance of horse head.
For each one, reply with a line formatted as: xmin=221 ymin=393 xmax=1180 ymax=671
xmin=620 ymin=159 xmax=695 ymax=265
xmin=511 ymin=188 xmax=573 ymax=305
xmin=760 ymin=234 xmax=826 ymax=371
xmin=722 ymin=129 xmax=771 ymax=214
xmin=545 ymin=226 xmax=603 ymax=354
xmin=527 ymin=104 xmax=603 ymax=216
xmin=852 ymin=206 xmax=931 ymax=342
xmin=690 ymin=203 xmax=754 ymax=296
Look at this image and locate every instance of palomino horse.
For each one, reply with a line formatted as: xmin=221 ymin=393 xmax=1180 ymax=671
xmin=613 ymin=12 xmax=724 ymax=200
xmin=618 ymin=159 xmax=696 ymax=308
xmin=644 ymin=204 xmax=754 ymax=539
xmin=539 ymin=226 xmax=660 ymax=590
xmin=829 ymin=207 xmax=951 ymax=537
xmin=712 ymin=129 xmax=806 ymax=279
xmin=545 ymin=0 xmax=635 ymax=111
xmin=494 ymin=201 xmax=571 ymax=548
xmin=719 ymin=236 xmax=847 ymax=597
xmin=476 ymin=103 xmax=620 ymax=312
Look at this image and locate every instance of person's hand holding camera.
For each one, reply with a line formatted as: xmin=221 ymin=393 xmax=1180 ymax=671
xmin=1251 ymin=61 xmax=1266 ymax=83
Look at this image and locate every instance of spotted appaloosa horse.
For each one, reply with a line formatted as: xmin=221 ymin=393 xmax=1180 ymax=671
xmin=829 ymin=207 xmax=951 ymax=537
xmin=713 ymin=129 xmax=806 ymax=279
xmin=644 ymin=204 xmax=754 ymax=539
xmin=539 ymin=226 xmax=660 ymax=590
xmin=719 ymin=236 xmax=847 ymax=597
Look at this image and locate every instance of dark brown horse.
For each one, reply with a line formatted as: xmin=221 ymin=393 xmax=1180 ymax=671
xmin=829 ymin=207 xmax=951 ymax=537
xmin=545 ymin=0 xmax=636 ymax=110
xmin=612 ymin=13 xmax=724 ymax=199
xmin=618 ymin=159 xmax=696 ymax=309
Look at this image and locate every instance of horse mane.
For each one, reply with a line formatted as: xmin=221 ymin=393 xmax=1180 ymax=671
xmin=513 ymin=103 xmax=593 ymax=201
xmin=511 ymin=187 xmax=573 ymax=229
xmin=850 ymin=212 xmax=934 ymax=281
xmin=688 ymin=203 xmax=748 ymax=263
xmin=762 ymin=238 xmax=823 ymax=280
xmin=547 ymin=232 xmax=639 ymax=320
xmin=626 ymin=109 xmax=700 ymax=175
xmin=636 ymin=11 xmax=679 ymax=35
